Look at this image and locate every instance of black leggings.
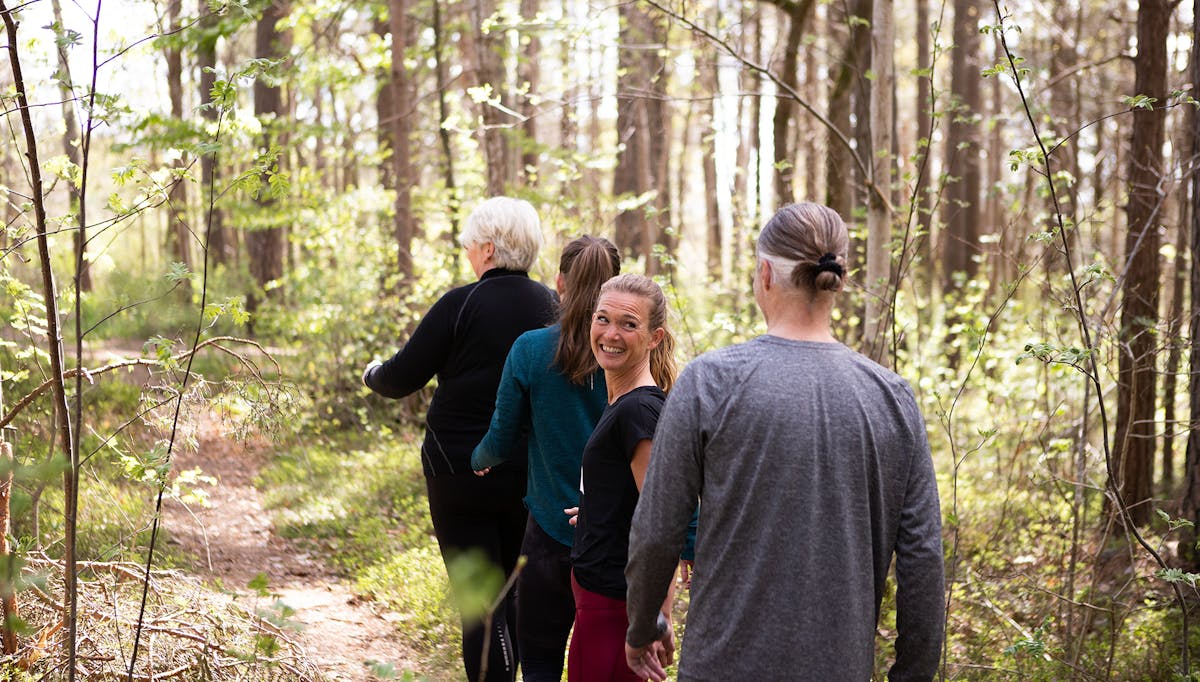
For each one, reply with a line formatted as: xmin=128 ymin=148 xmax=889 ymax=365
xmin=515 ymin=516 xmax=576 ymax=682
xmin=426 ymin=470 xmax=527 ymax=682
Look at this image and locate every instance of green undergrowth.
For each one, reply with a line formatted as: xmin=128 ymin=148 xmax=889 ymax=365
xmin=257 ymin=428 xmax=459 ymax=679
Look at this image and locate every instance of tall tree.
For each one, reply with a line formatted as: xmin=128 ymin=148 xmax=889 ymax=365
xmin=519 ymin=0 xmax=540 ymax=185
xmin=701 ymin=54 xmax=721 ymax=280
xmin=248 ymin=0 xmax=287 ymax=312
xmin=165 ymin=0 xmax=192 ymax=292
xmin=941 ymin=0 xmax=983 ymax=290
xmin=863 ymin=0 xmax=894 ymax=363
xmin=471 ymin=0 xmax=517 ymax=194
xmin=612 ymin=2 xmax=672 ymax=273
xmin=389 ymin=0 xmax=415 ymax=281
xmin=197 ymin=0 xmax=227 ymax=265
xmin=50 ymin=0 xmax=90 ymax=292
xmin=913 ymin=0 xmax=933 ymax=272
xmin=1115 ymin=0 xmax=1169 ymax=526
xmin=767 ymin=0 xmax=815 ymax=205
xmin=1183 ymin=0 xmax=1200 ymax=560
xmin=824 ymin=0 xmax=871 ymax=221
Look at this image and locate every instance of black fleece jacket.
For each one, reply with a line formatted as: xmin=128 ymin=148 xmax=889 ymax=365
xmin=364 ymin=268 xmax=557 ymax=477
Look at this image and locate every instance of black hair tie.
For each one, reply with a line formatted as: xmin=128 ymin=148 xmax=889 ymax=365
xmin=816 ymin=253 xmax=844 ymax=277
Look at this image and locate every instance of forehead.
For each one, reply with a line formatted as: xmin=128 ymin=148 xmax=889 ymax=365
xmin=595 ymin=291 xmax=650 ymax=317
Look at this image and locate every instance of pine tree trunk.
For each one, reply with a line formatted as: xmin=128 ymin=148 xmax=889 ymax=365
xmin=197 ymin=0 xmax=226 ymax=266
xmin=863 ymin=0 xmax=893 ymax=364
xmin=431 ymin=0 xmax=460 ymax=247
xmin=914 ymin=0 xmax=933 ymax=275
xmin=0 ymin=439 xmax=12 ymax=655
xmin=519 ymin=0 xmax=540 ymax=185
xmin=770 ymin=0 xmax=814 ymax=205
xmin=1183 ymin=0 xmax=1200 ymax=565
xmin=613 ymin=2 xmax=671 ymax=268
xmin=248 ymin=0 xmax=287 ymax=315
xmin=389 ymin=0 xmax=415 ymax=282
xmin=825 ymin=0 xmax=871 ymax=222
xmin=941 ymin=0 xmax=983 ymax=290
xmin=50 ymin=0 xmax=90 ymax=292
xmin=1114 ymin=0 xmax=1168 ymax=526
xmin=472 ymin=0 xmax=514 ymax=195
xmin=166 ymin=0 xmax=192 ymax=294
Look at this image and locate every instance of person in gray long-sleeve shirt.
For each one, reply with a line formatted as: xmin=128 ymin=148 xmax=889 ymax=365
xmin=624 ymin=202 xmax=945 ymax=682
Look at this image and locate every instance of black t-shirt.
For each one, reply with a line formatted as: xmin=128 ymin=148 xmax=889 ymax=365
xmin=571 ymin=385 xmax=666 ymax=600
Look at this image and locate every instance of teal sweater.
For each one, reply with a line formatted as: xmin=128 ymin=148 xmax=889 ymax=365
xmin=471 ymin=325 xmax=608 ymax=547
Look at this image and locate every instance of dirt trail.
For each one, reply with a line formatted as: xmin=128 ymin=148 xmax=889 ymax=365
xmin=161 ymin=414 xmax=418 ymax=681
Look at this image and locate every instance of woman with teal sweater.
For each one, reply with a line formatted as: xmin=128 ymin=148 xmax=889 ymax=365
xmin=472 ymin=235 xmax=621 ymax=682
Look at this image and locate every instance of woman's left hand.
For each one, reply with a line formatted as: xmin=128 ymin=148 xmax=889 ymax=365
xmin=564 ymin=506 xmax=579 ymax=526
xmin=361 ymin=359 xmax=382 ymax=386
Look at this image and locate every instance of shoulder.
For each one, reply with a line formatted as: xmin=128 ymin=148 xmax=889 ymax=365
xmin=842 ymin=349 xmax=919 ymax=399
xmin=614 ymin=386 xmax=666 ymax=419
xmin=671 ymin=340 xmax=762 ymax=390
xmin=429 ymin=280 xmax=480 ymax=311
xmin=515 ymin=325 xmax=560 ymax=348
xmin=509 ymin=325 xmax=558 ymax=361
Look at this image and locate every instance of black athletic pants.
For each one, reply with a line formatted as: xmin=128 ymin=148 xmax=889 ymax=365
xmin=515 ymin=516 xmax=576 ymax=682
xmin=426 ymin=469 xmax=527 ymax=682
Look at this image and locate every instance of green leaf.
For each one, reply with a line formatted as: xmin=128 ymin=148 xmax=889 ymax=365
xmin=1123 ymin=94 xmax=1158 ymax=110
xmin=247 ymin=572 xmax=271 ymax=595
xmin=166 ymin=261 xmax=191 ymax=284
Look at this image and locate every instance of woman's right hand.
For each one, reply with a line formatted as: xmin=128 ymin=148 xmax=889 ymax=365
xmin=564 ymin=507 xmax=579 ymax=526
xmin=474 ymin=467 xmax=491 ymax=477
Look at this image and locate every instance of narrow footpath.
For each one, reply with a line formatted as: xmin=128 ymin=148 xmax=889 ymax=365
xmin=160 ymin=413 xmax=418 ymax=681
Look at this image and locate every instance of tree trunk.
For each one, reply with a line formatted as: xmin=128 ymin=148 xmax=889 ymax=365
xmin=825 ymin=0 xmax=871 ymax=222
xmin=431 ymin=0 xmax=459 ymax=246
xmin=770 ymin=0 xmax=815 ymax=205
xmin=472 ymin=0 xmax=515 ymax=194
xmin=0 ymin=440 xmax=13 ymax=654
xmin=248 ymin=0 xmax=287 ymax=315
xmin=863 ymin=0 xmax=893 ymax=364
xmin=702 ymin=57 xmax=721 ymax=281
xmin=1114 ymin=0 xmax=1168 ymax=526
xmin=519 ymin=0 xmax=540 ymax=185
xmin=941 ymin=0 xmax=983 ymax=290
xmin=389 ymin=0 xmax=415 ymax=282
xmin=197 ymin=0 xmax=226 ymax=266
xmin=0 ymin=3 xmax=78 ymax=670
xmin=613 ymin=2 xmax=672 ymax=269
xmin=50 ymin=0 xmax=90 ymax=292
xmin=165 ymin=0 xmax=192 ymax=294
xmin=1161 ymin=95 xmax=1193 ymax=493
xmin=914 ymin=0 xmax=933 ymax=275
xmin=1183 ymin=0 xmax=1200 ymax=565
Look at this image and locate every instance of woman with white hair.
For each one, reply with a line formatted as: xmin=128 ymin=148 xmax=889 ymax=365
xmin=363 ymin=196 xmax=556 ymax=682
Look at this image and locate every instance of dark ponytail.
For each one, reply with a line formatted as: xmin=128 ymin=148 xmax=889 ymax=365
xmin=555 ymin=236 xmax=621 ymax=384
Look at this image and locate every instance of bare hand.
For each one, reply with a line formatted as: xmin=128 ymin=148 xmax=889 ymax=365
xmin=679 ymin=560 xmax=693 ymax=589
xmin=474 ymin=467 xmax=491 ymax=477
xmin=361 ymin=359 xmax=382 ymax=386
xmin=564 ymin=506 xmax=579 ymax=527
xmin=625 ymin=627 xmax=674 ymax=682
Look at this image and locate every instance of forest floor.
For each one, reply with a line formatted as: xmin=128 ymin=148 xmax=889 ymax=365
xmin=160 ymin=410 xmax=421 ymax=681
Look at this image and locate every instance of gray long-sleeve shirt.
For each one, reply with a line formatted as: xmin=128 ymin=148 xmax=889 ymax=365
xmin=625 ymin=336 xmax=944 ymax=681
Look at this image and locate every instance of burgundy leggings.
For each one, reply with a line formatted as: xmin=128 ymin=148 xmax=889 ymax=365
xmin=567 ymin=572 xmax=643 ymax=682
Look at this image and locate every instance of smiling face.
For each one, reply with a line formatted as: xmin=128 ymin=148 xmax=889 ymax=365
xmin=590 ymin=291 xmax=664 ymax=378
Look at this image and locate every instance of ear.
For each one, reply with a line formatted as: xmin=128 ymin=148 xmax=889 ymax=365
xmin=758 ymin=259 xmax=773 ymax=291
xmin=555 ymin=272 xmax=566 ymax=296
xmin=481 ymin=241 xmax=496 ymax=260
xmin=647 ymin=327 xmax=666 ymax=349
